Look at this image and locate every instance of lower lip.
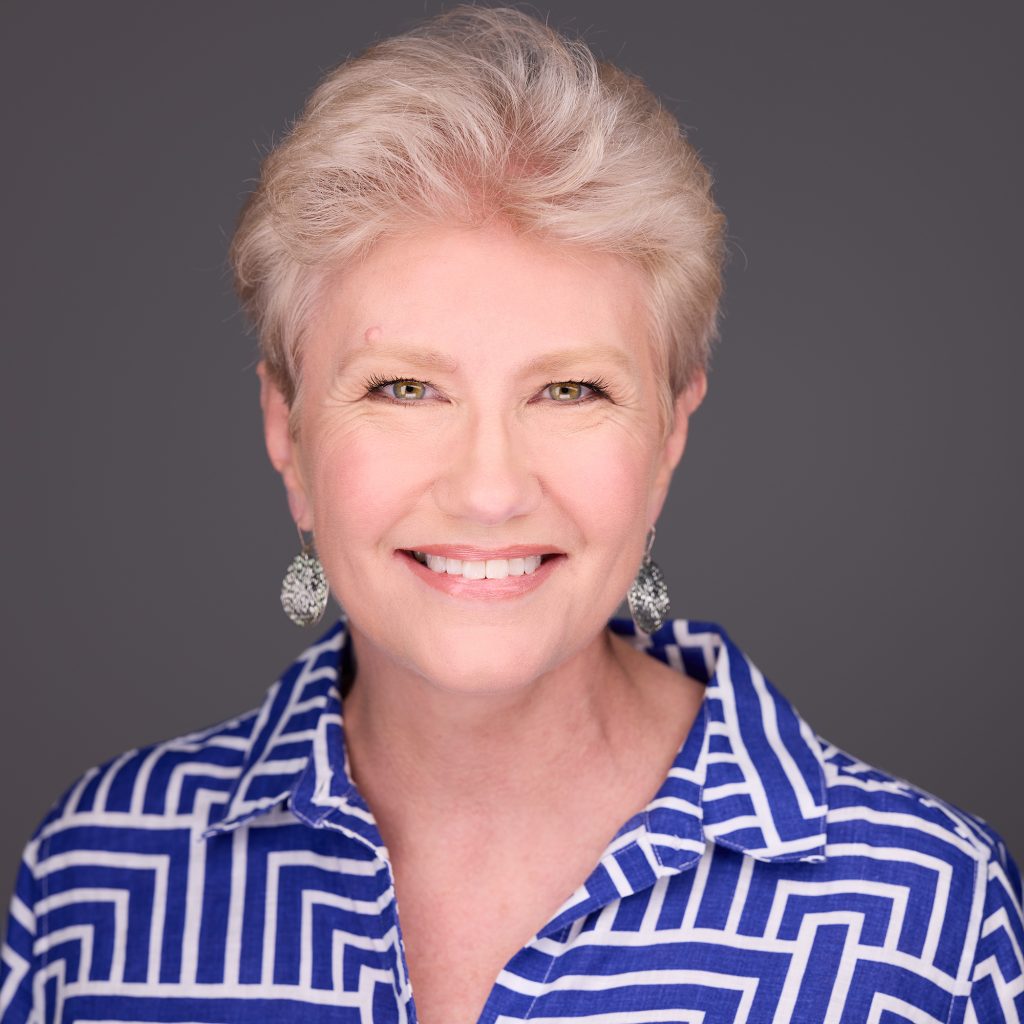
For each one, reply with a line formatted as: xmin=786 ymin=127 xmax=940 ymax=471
xmin=397 ymin=550 xmax=565 ymax=601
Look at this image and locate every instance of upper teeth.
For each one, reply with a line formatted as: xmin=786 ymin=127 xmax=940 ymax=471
xmin=411 ymin=551 xmax=544 ymax=578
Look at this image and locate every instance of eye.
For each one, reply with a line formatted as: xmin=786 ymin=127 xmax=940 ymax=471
xmin=363 ymin=374 xmax=435 ymax=403
xmin=387 ymin=380 xmax=426 ymax=400
xmin=542 ymin=378 xmax=612 ymax=404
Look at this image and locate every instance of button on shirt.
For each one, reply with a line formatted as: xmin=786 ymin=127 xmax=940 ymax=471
xmin=2 ymin=616 xmax=1022 ymax=1023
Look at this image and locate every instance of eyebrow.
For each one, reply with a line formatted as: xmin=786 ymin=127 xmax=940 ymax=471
xmin=337 ymin=345 xmax=638 ymax=378
xmin=522 ymin=347 xmax=637 ymax=378
xmin=339 ymin=346 xmax=458 ymax=374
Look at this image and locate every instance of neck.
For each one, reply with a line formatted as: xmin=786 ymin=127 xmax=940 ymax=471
xmin=339 ymin=622 xmax=651 ymax=842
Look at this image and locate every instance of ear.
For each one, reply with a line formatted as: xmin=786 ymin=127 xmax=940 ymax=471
xmin=257 ymin=361 xmax=313 ymax=532
xmin=648 ymin=370 xmax=708 ymax=524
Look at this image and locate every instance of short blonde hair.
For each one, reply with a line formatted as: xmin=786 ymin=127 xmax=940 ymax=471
xmin=230 ymin=4 xmax=727 ymax=440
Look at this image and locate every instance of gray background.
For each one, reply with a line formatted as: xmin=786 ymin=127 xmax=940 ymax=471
xmin=2 ymin=1 xmax=1021 ymax=894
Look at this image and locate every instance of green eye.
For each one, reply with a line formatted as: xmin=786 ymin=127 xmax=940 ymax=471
xmin=390 ymin=380 xmax=426 ymax=400
xmin=547 ymin=382 xmax=585 ymax=401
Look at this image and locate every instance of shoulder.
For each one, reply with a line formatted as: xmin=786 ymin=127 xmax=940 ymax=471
xmin=23 ymin=701 xmax=265 ymax=859
xmin=771 ymin=736 xmax=1024 ymax=1002
xmin=821 ymin=742 xmax=1024 ymax=1011
xmin=817 ymin=737 xmax=1018 ymax=875
xmin=21 ymin=621 xmax=347 ymax=861
xmin=813 ymin=735 xmax=1024 ymax=977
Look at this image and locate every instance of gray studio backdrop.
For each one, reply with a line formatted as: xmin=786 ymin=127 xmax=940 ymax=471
xmin=2 ymin=1 xmax=1021 ymax=892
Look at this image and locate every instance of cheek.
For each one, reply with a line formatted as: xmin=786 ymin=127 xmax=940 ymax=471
xmin=536 ymin=424 xmax=654 ymax=536
xmin=306 ymin=422 xmax=436 ymax=540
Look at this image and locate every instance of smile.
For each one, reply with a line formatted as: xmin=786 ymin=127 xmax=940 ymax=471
xmin=397 ymin=549 xmax=564 ymax=600
xmin=405 ymin=550 xmax=555 ymax=578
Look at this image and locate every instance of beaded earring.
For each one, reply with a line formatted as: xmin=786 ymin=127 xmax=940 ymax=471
xmin=627 ymin=525 xmax=670 ymax=634
xmin=280 ymin=524 xmax=329 ymax=627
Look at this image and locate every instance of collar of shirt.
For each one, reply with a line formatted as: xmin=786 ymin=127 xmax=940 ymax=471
xmin=201 ymin=616 xmax=828 ymax=940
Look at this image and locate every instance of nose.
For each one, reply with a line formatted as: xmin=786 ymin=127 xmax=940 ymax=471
xmin=431 ymin=404 xmax=543 ymax=525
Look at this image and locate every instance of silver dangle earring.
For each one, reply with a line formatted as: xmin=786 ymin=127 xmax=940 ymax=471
xmin=280 ymin=523 xmax=329 ymax=627
xmin=627 ymin=525 xmax=670 ymax=634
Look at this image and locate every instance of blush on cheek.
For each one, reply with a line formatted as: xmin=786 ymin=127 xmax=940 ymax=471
xmin=557 ymin=433 xmax=652 ymax=527
xmin=311 ymin=432 xmax=436 ymax=545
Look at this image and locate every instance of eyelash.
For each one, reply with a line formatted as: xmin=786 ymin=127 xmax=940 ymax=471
xmin=361 ymin=373 xmax=614 ymax=407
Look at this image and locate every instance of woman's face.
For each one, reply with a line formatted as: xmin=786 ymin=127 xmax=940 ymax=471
xmin=260 ymin=222 xmax=706 ymax=693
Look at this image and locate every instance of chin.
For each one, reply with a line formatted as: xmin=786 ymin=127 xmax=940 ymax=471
xmin=414 ymin=648 xmax=546 ymax=695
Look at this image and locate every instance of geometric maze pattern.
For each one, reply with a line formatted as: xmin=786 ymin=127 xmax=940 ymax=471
xmin=3 ymin=615 xmax=1022 ymax=1023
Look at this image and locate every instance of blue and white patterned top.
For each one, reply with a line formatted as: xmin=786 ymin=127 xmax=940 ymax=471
xmin=2 ymin=616 xmax=1022 ymax=1023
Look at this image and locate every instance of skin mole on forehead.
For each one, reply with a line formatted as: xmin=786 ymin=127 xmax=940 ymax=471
xmin=364 ymin=325 xmax=383 ymax=344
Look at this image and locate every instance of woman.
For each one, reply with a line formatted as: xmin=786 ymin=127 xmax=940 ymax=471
xmin=2 ymin=6 xmax=1021 ymax=1023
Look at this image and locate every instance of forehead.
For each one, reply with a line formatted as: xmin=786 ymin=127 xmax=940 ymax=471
xmin=311 ymin=223 xmax=655 ymax=371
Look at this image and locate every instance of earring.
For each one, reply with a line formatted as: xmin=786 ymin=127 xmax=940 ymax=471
xmin=280 ymin=523 xmax=329 ymax=627
xmin=627 ymin=525 xmax=670 ymax=634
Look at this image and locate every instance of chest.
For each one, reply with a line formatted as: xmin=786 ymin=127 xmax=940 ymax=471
xmin=392 ymin=855 xmax=599 ymax=1024
xmin=399 ymin=934 xmax=509 ymax=1024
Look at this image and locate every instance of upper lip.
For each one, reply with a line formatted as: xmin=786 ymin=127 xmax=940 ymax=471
xmin=402 ymin=544 xmax=564 ymax=560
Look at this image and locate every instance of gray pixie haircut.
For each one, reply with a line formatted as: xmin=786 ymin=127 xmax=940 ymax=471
xmin=230 ymin=5 xmax=727 ymax=440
